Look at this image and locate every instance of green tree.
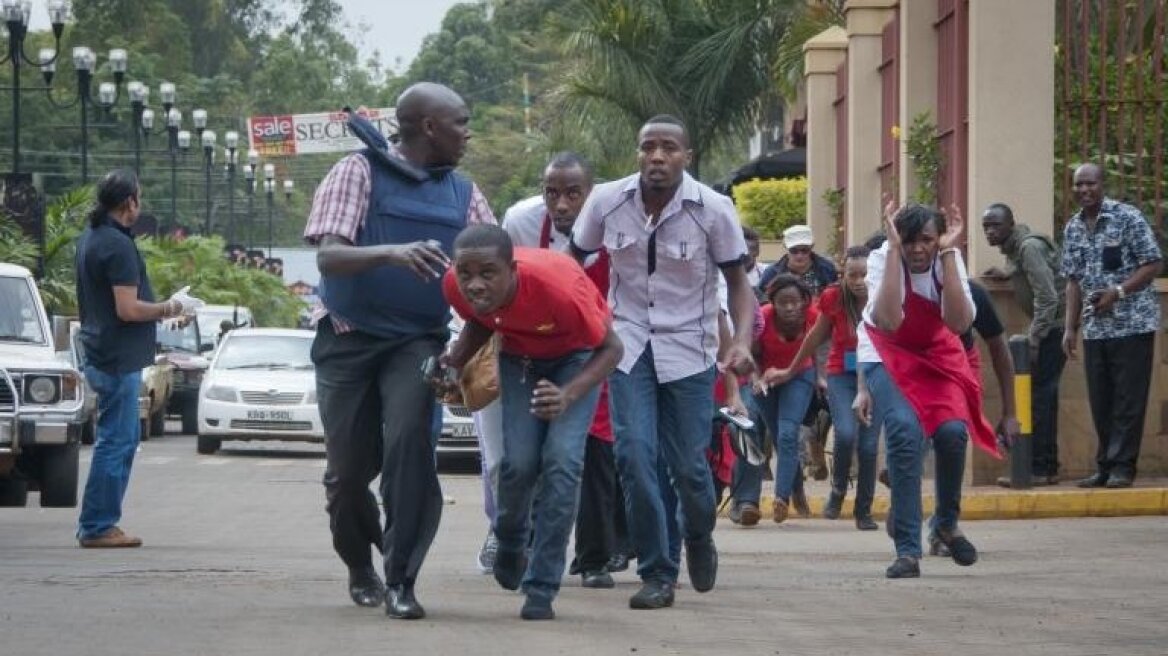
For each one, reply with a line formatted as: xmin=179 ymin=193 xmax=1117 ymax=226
xmin=406 ymin=3 xmax=518 ymax=106
xmin=555 ymin=0 xmax=796 ymax=178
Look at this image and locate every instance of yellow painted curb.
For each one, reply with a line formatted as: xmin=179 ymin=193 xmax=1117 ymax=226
xmin=735 ymin=488 xmax=1168 ymax=520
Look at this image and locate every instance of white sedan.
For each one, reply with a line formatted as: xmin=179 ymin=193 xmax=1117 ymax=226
xmin=195 ymin=328 xmax=321 ymax=454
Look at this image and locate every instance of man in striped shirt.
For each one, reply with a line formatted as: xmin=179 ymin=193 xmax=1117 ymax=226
xmin=303 ymin=83 xmax=496 ymax=620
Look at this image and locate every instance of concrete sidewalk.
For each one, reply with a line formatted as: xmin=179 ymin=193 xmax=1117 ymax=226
xmin=750 ymin=477 xmax=1168 ymax=520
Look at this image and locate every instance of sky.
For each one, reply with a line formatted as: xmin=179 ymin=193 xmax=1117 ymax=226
xmin=333 ymin=0 xmax=465 ymax=72
xmin=25 ymin=0 xmax=465 ymax=74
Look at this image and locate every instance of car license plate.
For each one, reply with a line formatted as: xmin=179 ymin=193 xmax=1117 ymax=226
xmin=449 ymin=423 xmax=475 ymax=438
xmin=247 ymin=410 xmax=293 ymax=421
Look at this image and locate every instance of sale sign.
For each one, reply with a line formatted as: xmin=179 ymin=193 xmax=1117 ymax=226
xmin=247 ymin=107 xmax=397 ymax=157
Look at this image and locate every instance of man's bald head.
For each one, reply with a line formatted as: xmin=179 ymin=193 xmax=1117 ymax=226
xmin=1073 ymin=162 xmax=1104 ymax=182
xmin=394 ymin=82 xmax=471 ymax=166
xmin=397 ymin=83 xmax=465 ymax=126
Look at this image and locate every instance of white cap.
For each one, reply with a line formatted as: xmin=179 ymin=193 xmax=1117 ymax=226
xmin=783 ymin=224 xmax=814 ymax=250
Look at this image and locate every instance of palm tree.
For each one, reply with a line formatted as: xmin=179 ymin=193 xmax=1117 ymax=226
xmin=556 ymin=0 xmax=799 ymax=178
xmin=771 ymin=0 xmax=846 ymax=104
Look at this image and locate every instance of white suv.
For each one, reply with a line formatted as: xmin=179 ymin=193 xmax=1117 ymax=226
xmin=0 ymin=264 xmax=85 ymax=507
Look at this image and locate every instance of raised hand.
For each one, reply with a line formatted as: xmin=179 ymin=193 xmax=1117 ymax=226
xmin=940 ymin=203 xmax=967 ymax=251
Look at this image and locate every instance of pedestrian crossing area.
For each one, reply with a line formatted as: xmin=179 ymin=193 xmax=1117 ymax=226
xmin=81 ymin=453 xmax=328 ymax=468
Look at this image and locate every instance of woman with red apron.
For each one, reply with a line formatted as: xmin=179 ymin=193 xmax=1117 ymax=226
xmin=855 ymin=204 xmax=1000 ymax=579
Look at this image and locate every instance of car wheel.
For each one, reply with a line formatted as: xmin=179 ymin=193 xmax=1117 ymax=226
xmin=149 ymin=408 xmax=166 ymax=436
xmin=39 ymin=443 xmax=80 ymax=508
xmin=81 ymin=414 xmax=96 ymax=446
xmin=181 ymin=399 xmax=198 ymax=436
xmin=0 ymin=478 xmax=29 ymax=507
xmin=196 ymin=434 xmax=221 ymax=455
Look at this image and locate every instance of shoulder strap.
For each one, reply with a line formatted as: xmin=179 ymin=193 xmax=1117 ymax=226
xmin=344 ymin=108 xmax=428 ymax=183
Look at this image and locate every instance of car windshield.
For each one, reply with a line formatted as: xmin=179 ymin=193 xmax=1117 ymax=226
xmin=215 ymin=335 xmax=313 ymax=370
xmin=198 ymin=309 xmax=251 ymax=347
xmin=157 ymin=319 xmax=200 ymax=353
xmin=0 ymin=276 xmax=46 ymax=344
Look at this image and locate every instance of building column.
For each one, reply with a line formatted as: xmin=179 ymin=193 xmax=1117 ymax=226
xmin=897 ymin=0 xmax=938 ymax=205
xmin=966 ymin=0 xmax=1055 ymax=274
xmin=803 ymin=26 xmax=849 ymax=254
xmin=845 ymin=0 xmax=898 ymax=243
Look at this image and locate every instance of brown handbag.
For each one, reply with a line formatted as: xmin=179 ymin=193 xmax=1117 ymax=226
xmin=458 ymin=335 xmax=500 ymax=411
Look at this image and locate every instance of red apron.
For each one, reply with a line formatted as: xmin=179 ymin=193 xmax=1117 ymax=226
xmin=865 ymin=261 xmax=1000 ymax=458
xmin=541 ymin=215 xmax=613 ymax=442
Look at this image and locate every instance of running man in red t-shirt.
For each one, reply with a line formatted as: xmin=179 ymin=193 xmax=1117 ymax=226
xmin=772 ymin=246 xmax=879 ymax=530
xmin=742 ymin=274 xmax=819 ymax=523
xmin=440 ymin=224 xmax=623 ymax=621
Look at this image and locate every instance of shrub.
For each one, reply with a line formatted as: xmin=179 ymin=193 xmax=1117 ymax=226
xmin=734 ymin=177 xmax=808 ymax=239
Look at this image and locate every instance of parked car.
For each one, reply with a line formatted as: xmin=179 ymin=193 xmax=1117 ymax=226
xmin=140 ymin=356 xmax=173 ymax=437
xmin=438 ymin=317 xmax=479 ymax=462
xmin=0 ymin=264 xmax=85 ymax=507
xmin=62 ymin=322 xmax=98 ymax=445
xmin=195 ymin=328 xmax=322 ymax=454
xmin=157 ymin=317 xmax=212 ymax=435
xmin=64 ymin=320 xmax=173 ymax=442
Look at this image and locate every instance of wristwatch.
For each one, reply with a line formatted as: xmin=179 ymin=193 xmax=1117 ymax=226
xmin=1114 ymin=284 xmax=1126 ymax=300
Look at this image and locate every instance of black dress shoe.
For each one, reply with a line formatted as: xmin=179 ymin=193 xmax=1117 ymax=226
xmin=1076 ymin=472 xmax=1109 ymax=488
xmin=1105 ymin=474 xmax=1133 ymax=488
xmin=348 ymin=566 xmax=385 ymax=608
xmin=520 ymin=594 xmax=555 ymax=620
xmin=931 ymin=528 xmax=977 ymax=566
xmin=855 ymin=515 xmax=878 ymax=531
xmin=493 ymin=549 xmax=527 ymax=591
xmin=684 ymin=537 xmax=717 ymax=593
xmin=629 ymin=580 xmax=675 ymax=609
xmin=385 ymin=584 xmax=425 ymax=620
xmin=886 ymin=556 xmax=920 ymax=579
xmin=582 ymin=570 xmax=615 ymax=588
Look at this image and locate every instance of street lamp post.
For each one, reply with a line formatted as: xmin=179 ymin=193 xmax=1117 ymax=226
xmin=244 ymin=149 xmax=257 ymax=251
xmin=39 ymin=43 xmax=132 ymax=184
xmin=263 ymin=163 xmax=275 ymax=258
xmin=223 ymin=130 xmax=238 ymax=244
xmin=1 ymin=0 xmax=68 ymax=175
xmin=127 ymin=80 xmax=147 ymax=175
xmin=201 ymin=129 xmax=216 ymax=235
xmin=165 ymin=107 xmax=182 ymax=225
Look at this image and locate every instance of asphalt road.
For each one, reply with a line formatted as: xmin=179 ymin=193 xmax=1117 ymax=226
xmin=2 ymin=428 xmax=1166 ymax=656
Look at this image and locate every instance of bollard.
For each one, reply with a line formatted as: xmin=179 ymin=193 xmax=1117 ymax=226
xmin=1007 ymin=335 xmax=1033 ymax=489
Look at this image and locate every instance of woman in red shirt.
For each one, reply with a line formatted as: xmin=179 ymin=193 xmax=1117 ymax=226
xmin=744 ymin=274 xmax=818 ymax=523
xmin=773 ymin=246 xmax=879 ymax=530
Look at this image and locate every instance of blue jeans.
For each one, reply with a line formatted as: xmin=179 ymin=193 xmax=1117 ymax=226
xmin=493 ymin=350 xmax=599 ymax=601
xmin=736 ymin=369 xmax=815 ymax=505
xmin=78 ymin=366 xmax=142 ymax=540
xmin=610 ymin=346 xmax=716 ymax=584
xmin=863 ymin=363 xmax=968 ymax=558
xmin=825 ymin=373 xmax=880 ymax=517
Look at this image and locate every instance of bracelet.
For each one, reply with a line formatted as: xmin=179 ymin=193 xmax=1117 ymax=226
xmin=1114 ymin=284 xmax=1126 ymax=300
xmin=939 ymin=247 xmax=960 ymax=258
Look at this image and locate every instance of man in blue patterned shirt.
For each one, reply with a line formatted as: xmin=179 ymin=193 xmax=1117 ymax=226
xmin=1060 ymin=163 xmax=1163 ymax=489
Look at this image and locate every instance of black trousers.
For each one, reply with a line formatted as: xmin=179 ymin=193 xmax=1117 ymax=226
xmin=572 ymin=436 xmax=622 ymax=572
xmin=1032 ymin=329 xmax=1067 ymax=476
xmin=312 ymin=319 xmax=446 ymax=586
xmin=1083 ymin=332 xmax=1155 ymax=479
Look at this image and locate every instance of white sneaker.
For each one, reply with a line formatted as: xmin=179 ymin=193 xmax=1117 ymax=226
xmin=476 ymin=531 xmax=498 ymax=574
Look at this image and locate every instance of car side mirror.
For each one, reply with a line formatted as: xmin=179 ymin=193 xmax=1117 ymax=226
xmin=199 ymin=343 xmax=215 ymax=353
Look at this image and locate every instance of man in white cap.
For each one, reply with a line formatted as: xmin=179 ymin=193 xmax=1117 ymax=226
xmin=758 ymin=224 xmax=838 ymax=298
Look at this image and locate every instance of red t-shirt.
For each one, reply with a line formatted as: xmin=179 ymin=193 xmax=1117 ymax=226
xmin=817 ymin=285 xmax=859 ymax=375
xmin=758 ymin=304 xmax=818 ymax=372
xmin=443 ymin=248 xmax=611 ymax=360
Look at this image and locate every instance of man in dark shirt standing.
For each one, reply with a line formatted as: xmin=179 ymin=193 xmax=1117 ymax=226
xmin=982 ymin=203 xmax=1066 ymax=484
xmin=75 ymin=169 xmax=203 ymax=548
